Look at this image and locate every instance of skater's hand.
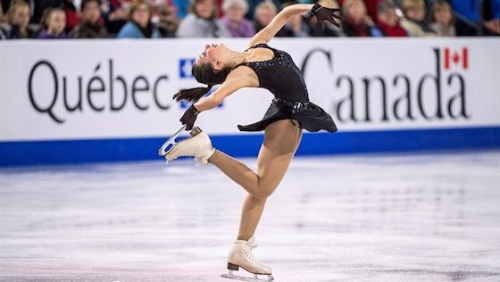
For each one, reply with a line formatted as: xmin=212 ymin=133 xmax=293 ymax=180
xmin=311 ymin=3 xmax=343 ymax=29
xmin=180 ymin=105 xmax=199 ymax=130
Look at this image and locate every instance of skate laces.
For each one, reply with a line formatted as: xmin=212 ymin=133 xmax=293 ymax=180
xmin=242 ymin=243 xmax=264 ymax=265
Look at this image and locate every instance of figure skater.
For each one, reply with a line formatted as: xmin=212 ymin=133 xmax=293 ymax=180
xmin=165 ymin=2 xmax=341 ymax=280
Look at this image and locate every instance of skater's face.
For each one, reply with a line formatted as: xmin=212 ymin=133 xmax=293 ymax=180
xmin=196 ymin=43 xmax=226 ymax=68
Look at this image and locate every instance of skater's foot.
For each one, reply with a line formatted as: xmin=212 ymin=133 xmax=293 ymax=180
xmin=165 ymin=127 xmax=215 ymax=165
xmin=227 ymin=237 xmax=272 ymax=275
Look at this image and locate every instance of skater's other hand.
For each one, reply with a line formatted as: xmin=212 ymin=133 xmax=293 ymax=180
xmin=311 ymin=3 xmax=343 ymax=29
xmin=180 ymin=105 xmax=199 ymax=130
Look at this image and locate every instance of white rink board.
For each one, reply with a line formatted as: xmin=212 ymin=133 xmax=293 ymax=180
xmin=0 ymin=38 xmax=499 ymax=141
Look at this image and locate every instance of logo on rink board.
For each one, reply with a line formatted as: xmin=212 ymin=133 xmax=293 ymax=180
xmin=443 ymin=47 xmax=468 ymax=71
xmin=27 ymin=59 xmax=173 ymax=124
xmin=301 ymin=46 xmax=470 ymax=124
xmin=179 ymin=58 xmax=195 ymax=78
xmin=24 ymin=47 xmax=470 ymax=125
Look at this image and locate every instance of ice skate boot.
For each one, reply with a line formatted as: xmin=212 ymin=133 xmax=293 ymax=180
xmin=163 ymin=126 xmax=215 ymax=166
xmin=221 ymin=237 xmax=274 ymax=281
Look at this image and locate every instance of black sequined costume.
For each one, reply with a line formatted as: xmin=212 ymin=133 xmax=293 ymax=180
xmin=236 ymin=43 xmax=337 ymax=133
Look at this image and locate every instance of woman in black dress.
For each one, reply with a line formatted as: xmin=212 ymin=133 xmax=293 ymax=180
xmin=166 ymin=2 xmax=341 ymax=280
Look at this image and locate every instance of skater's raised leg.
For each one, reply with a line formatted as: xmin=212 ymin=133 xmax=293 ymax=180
xmin=209 ymin=119 xmax=302 ymax=201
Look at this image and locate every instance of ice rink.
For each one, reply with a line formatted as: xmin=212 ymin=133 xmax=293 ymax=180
xmin=1 ymin=151 xmax=499 ymax=282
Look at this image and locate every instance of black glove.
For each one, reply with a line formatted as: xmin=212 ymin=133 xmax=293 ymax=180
xmin=180 ymin=105 xmax=199 ymax=130
xmin=311 ymin=3 xmax=343 ymax=29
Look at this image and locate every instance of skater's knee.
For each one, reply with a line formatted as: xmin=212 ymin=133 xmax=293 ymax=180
xmin=252 ymin=185 xmax=276 ymax=199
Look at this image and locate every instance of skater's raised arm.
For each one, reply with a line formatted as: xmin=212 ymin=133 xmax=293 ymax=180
xmin=249 ymin=2 xmax=342 ymax=46
xmin=249 ymin=4 xmax=313 ymax=46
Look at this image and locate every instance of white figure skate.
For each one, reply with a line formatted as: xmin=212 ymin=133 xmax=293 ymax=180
xmin=159 ymin=126 xmax=215 ymax=166
xmin=221 ymin=237 xmax=274 ymax=281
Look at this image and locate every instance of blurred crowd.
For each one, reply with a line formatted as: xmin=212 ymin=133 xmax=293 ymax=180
xmin=0 ymin=0 xmax=499 ymax=40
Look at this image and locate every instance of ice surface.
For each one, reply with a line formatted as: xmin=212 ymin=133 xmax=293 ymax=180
xmin=1 ymin=152 xmax=499 ymax=281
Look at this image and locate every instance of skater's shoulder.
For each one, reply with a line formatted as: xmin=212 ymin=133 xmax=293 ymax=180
xmin=224 ymin=67 xmax=259 ymax=88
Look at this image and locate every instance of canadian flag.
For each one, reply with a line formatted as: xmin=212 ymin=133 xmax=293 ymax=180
xmin=444 ymin=47 xmax=468 ymax=70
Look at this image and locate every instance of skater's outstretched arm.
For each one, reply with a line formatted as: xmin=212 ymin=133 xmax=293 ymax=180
xmin=191 ymin=66 xmax=258 ymax=112
xmin=249 ymin=3 xmax=342 ymax=46
xmin=249 ymin=4 xmax=313 ymax=46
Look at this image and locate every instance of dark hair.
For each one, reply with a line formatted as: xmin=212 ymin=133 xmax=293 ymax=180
xmin=81 ymin=0 xmax=101 ymax=11
xmin=173 ymin=63 xmax=232 ymax=102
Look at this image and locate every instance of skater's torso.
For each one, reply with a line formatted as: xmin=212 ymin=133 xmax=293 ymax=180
xmin=238 ymin=44 xmax=310 ymax=103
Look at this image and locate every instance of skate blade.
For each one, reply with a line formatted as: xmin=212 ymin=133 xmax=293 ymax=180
xmin=158 ymin=126 xmax=204 ymax=157
xmin=221 ymin=272 xmax=274 ymax=282
xmin=158 ymin=125 xmax=186 ymax=157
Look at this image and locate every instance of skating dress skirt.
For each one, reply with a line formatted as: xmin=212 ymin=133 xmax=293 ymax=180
xmin=236 ymin=44 xmax=337 ymax=133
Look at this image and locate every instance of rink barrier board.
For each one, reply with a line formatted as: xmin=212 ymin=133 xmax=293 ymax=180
xmin=0 ymin=126 xmax=499 ymax=167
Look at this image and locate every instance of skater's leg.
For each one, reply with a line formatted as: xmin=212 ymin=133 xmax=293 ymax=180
xmin=220 ymin=120 xmax=302 ymax=277
xmin=237 ymin=120 xmax=302 ymax=240
xmin=209 ymin=119 xmax=302 ymax=199
xmin=237 ymin=195 xmax=267 ymax=240
xmin=209 ymin=119 xmax=302 ymax=239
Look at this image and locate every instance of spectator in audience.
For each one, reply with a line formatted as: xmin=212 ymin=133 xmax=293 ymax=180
xmin=375 ymin=0 xmax=407 ymax=36
xmin=220 ymin=0 xmax=255 ymax=37
xmin=102 ymin=0 xmax=128 ymax=34
xmin=0 ymin=4 xmax=5 ymax=39
xmin=38 ymin=7 xmax=68 ymax=39
xmin=0 ymin=3 xmax=5 ymax=23
xmin=448 ymin=0 xmax=484 ymax=25
xmin=245 ymin=0 xmax=281 ymax=21
xmin=173 ymin=0 xmax=191 ymax=19
xmin=484 ymin=20 xmax=500 ymax=35
xmin=62 ymin=0 xmax=82 ymax=32
xmin=172 ymin=0 xmax=224 ymax=20
xmin=428 ymin=0 xmax=454 ymax=37
xmin=363 ymin=0 xmax=383 ymax=22
xmin=70 ymin=0 xmax=107 ymax=38
xmin=0 ymin=0 xmax=34 ymax=39
xmin=154 ymin=1 xmax=180 ymax=37
xmin=175 ymin=0 xmax=230 ymax=38
xmin=253 ymin=1 xmax=294 ymax=37
xmin=449 ymin=0 xmax=500 ymax=36
xmin=341 ymin=0 xmax=383 ymax=37
xmin=307 ymin=0 xmax=345 ymax=37
xmin=0 ymin=0 xmax=7 ymax=15
xmin=117 ymin=0 xmax=161 ymax=38
xmin=399 ymin=0 xmax=436 ymax=36
xmin=32 ymin=0 xmax=63 ymax=24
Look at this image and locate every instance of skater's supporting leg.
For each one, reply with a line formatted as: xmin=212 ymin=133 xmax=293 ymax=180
xmin=209 ymin=119 xmax=302 ymax=239
xmin=237 ymin=195 xmax=267 ymax=240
